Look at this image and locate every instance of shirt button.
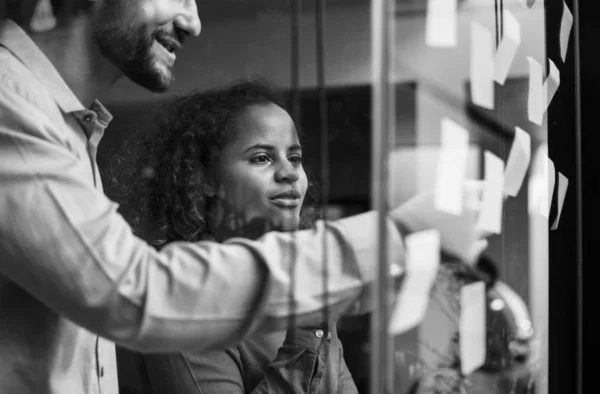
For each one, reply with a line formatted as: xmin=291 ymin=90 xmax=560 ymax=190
xmin=100 ymin=367 xmax=104 ymax=377
xmin=327 ymin=332 xmax=331 ymax=340
xmin=315 ymin=329 xmax=324 ymax=338
xmin=83 ymin=114 xmax=94 ymax=123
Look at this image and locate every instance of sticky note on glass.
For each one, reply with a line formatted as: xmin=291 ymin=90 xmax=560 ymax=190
xmin=528 ymin=57 xmax=561 ymax=125
xmin=527 ymin=57 xmax=544 ymax=125
xmin=551 ymin=172 xmax=569 ymax=230
xmin=460 ymin=281 xmax=486 ymax=375
xmin=543 ymin=158 xmax=556 ymax=218
xmin=494 ymin=11 xmax=521 ymax=85
xmin=529 ymin=156 xmax=555 ymax=218
xmin=426 ymin=0 xmax=458 ymax=47
xmin=560 ymin=2 xmax=574 ymax=62
xmin=476 ymin=151 xmax=505 ymax=234
xmin=504 ymin=127 xmax=531 ymax=197
xmin=434 ymin=119 xmax=470 ymax=215
xmin=545 ymin=59 xmax=561 ymax=110
xmin=389 ymin=230 xmax=440 ymax=336
xmin=470 ymin=22 xmax=495 ymax=109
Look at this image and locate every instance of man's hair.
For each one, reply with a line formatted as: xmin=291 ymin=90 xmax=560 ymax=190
xmin=113 ymin=78 xmax=319 ymax=248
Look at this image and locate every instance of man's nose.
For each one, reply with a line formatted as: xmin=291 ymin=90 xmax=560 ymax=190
xmin=175 ymin=0 xmax=202 ymax=37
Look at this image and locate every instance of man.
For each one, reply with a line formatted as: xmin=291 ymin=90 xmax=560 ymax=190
xmin=0 ymin=1 xmax=487 ymax=393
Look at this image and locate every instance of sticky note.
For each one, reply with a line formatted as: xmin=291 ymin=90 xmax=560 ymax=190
xmin=543 ymin=158 xmax=556 ymax=218
xmin=560 ymin=2 xmax=574 ymax=62
xmin=470 ymin=22 xmax=495 ymax=110
xmin=460 ymin=281 xmax=486 ymax=375
xmin=529 ymin=154 xmax=555 ymax=218
xmin=545 ymin=59 xmax=561 ymax=110
xmin=551 ymin=172 xmax=569 ymax=230
xmin=476 ymin=151 xmax=505 ymax=234
xmin=504 ymin=127 xmax=531 ymax=197
xmin=494 ymin=10 xmax=521 ymax=85
xmin=426 ymin=0 xmax=458 ymax=47
xmin=527 ymin=57 xmax=544 ymax=125
xmin=528 ymin=57 xmax=561 ymax=125
xmin=434 ymin=118 xmax=470 ymax=215
xmin=389 ymin=230 xmax=441 ymax=336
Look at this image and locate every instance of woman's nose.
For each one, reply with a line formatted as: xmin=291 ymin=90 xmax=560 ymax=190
xmin=275 ymin=162 xmax=300 ymax=183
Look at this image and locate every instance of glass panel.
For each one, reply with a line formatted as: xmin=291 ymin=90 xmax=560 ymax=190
xmin=371 ymin=0 xmax=580 ymax=393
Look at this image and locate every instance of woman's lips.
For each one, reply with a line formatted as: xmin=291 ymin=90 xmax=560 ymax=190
xmin=270 ymin=197 xmax=300 ymax=208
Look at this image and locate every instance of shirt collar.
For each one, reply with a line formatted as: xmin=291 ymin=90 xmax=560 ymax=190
xmin=0 ymin=19 xmax=86 ymax=114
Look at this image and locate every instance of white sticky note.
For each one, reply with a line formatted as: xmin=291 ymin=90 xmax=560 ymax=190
xmin=389 ymin=230 xmax=441 ymax=336
xmin=476 ymin=151 xmax=505 ymax=235
xmin=560 ymin=2 xmax=574 ymax=62
xmin=551 ymin=172 xmax=569 ymax=230
xmin=504 ymin=127 xmax=531 ymax=197
xmin=426 ymin=0 xmax=458 ymax=47
xmin=527 ymin=57 xmax=544 ymax=125
xmin=545 ymin=59 xmax=561 ymax=110
xmin=530 ymin=157 xmax=555 ymax=218
xmin=460 ymin=281 xmax=487 ymax=375
xmin=470 ymin=22 xmax=495 ymax=110
xmin=494 ymin=11 xmax=521 ymax=85
xmin=434 ymin=119 xmax=470 ymax=215
xmin=542 ymin=158 xmax=556 ymax=218
xmin=528 ymin=145 xmax=555 ymax=219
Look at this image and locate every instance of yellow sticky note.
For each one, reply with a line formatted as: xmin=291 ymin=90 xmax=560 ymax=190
xmin=476 ymin=151 xmax=505 ymax=235
xmin=389 ymin=230 xmax=440 ymax=336
xmin=504 ymin=127 xmax=531 ymax=197
xmin=470 ymin=22 xmax=495 ymax=110
xmin=460 ymin=281 xmax=487 ymax=375
xmin=494 ymin=10 xmax=521 ymax=85
xmin=426 ymin=0 xmax=458 ymax=47
xmin=434 ymin=118 xmax=470 ymax=215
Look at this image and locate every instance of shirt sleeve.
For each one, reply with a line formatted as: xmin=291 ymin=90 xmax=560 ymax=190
xmin=0 ymin=73 xmax=405 ymax=353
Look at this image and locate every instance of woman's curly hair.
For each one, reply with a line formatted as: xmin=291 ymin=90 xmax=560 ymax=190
xmin=113 ymin=78 xmax=320 ymax=248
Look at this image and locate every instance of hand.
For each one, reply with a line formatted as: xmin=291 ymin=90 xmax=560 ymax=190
xmin=389 ymin=181 xmax=489 ymax=265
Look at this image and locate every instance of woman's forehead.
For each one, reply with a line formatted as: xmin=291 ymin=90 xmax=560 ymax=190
xmin=231 ymin=104 xmax=299 ymax=147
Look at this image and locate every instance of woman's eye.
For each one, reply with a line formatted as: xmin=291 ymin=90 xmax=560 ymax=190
xmin=250 ymin=154 xmax=271 ymax=164
xmin=289 ymin=155 xmax=303 ymax=166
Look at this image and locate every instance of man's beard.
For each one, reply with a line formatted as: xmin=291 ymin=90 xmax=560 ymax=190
xmin=92 ymin=22 xmax=174 ymax=92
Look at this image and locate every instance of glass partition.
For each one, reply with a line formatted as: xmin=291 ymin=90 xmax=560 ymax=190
xmin=368 ymin=0 xmax=581 ymax=393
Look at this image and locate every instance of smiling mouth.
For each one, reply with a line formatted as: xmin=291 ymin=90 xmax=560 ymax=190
xmin=154 ymin=36 xmax=182 ymax=65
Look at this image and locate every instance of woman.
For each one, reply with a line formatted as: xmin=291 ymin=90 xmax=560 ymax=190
xmin=122 ymin=79 xmax=359 ymax=394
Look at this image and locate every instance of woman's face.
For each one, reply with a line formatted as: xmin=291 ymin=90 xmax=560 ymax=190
xmin=209 ymin=103 xmax=308 ymax=233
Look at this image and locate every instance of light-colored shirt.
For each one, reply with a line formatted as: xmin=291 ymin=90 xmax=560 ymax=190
xmin=0 ymin=20 xmax=404 ymax=394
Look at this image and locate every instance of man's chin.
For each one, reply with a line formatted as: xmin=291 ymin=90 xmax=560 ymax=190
xmin=125 ymin=64 xmax=174 ymax=93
